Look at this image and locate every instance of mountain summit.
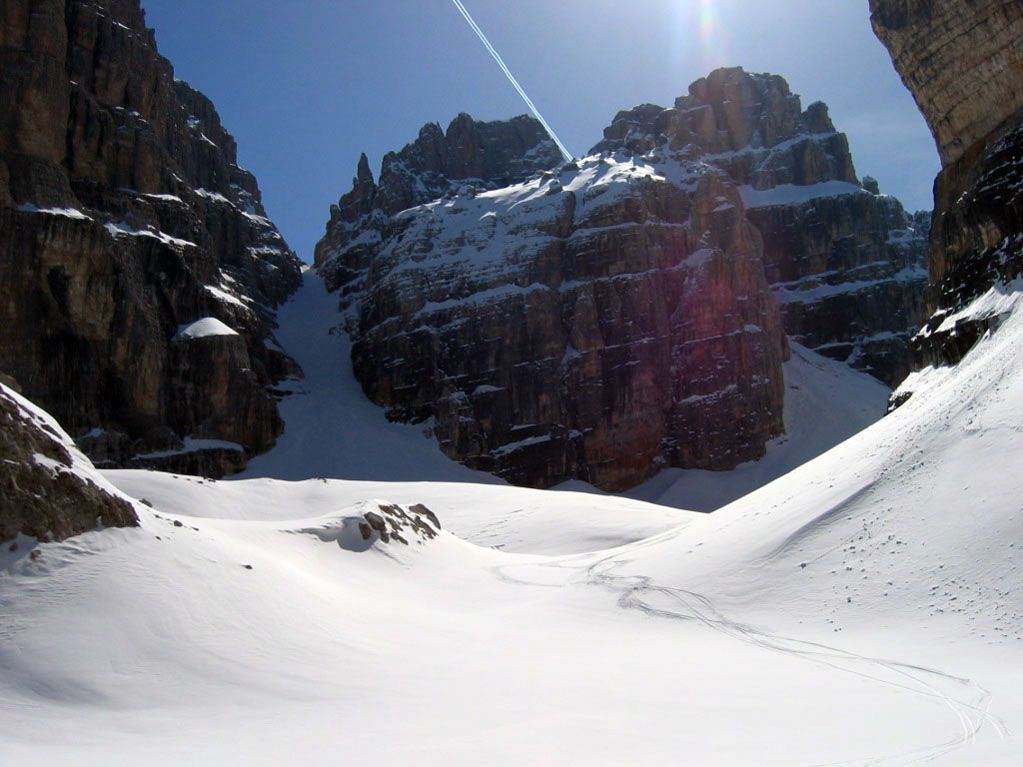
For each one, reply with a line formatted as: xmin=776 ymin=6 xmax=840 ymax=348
xmin=315 ymin=67 xmax=928 ymax=490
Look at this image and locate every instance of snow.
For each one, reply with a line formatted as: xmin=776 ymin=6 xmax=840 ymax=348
xmin=15 ymin=203 xmax=92 ymax=221
xmin=3 ymin=273 xmax=1023 ymax=764
xmin=776 ymin=264 xmax=928 ymax=305
xmin=174 ymin=317 xmax=239 ymax=340
xmin=413 ymin=281 xmax=553 ymax=319
xmin=931 ymin=278 xmax=1023 ymax=335
xmin=194 ymin=188 xmax=232 ymax=205
xmin=203 ymin=284 xmax=252 ymax=312
xmin=1 ymin=292 xmax=1021 ymax=763
xmin=105 ymin=221 xmax=196 ymax=249
xmin=140 ymin=192 xmax=186 ymax=205
xmin=133 ymin=437 xmax=244 ymax=460
xmin=616 ymin=341 xmax=892 ymax=511
xmin=740 ymin=179 xmax=867 ymax=209
xmin=0 ymin=384 xmax=137 ymax=506
xmin=236 ymin=271 xmax=504 ymax=483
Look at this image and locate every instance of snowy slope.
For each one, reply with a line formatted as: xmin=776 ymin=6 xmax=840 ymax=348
xmin=245 ymin=268 xmax=891 ymax=512
xmin=2 ymin=296 xmax=1022 ymax=764
xmin=108 ymin=472 xmax=693 ymax=556
xmin=622 ymin=341 xmax=892 ymax=510
xmin=240 ymin=267 xmax=498 ymax=484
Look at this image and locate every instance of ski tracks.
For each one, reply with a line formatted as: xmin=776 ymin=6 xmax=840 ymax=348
xmin=496 ymin=548 xmax=1008 ymax=766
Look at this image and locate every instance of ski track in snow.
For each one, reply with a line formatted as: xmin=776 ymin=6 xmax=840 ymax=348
xmin=227 ymin=269 xmax=1020 ymax=765
xmin=499 ymin=542 xmax=1008 ymax=767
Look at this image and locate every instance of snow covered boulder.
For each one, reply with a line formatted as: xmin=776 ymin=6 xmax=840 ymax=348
xmin=299 ymin=501 xmax=442 ymax=553
xmin=0 ymin=383 xmax=137 ymax=544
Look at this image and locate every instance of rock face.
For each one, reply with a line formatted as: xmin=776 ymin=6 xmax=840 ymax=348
xmin=316 ymin=109 xmax=793 ymax=491
xmin=316 ymin=69 xmax=926 ymax=490
xmin=315 ymin=113 xmax=564 ymax=275
xmin=593 ymin=68 xmax=929 ymax=385
xmin=1 ymin=382 xmax=138 ymax=545
xmin=0 ymin=0 xmax=303 ymax=476
xmin=869 ymin=0 xmax=1023 ymax=168
xmin=871 ymin=0 xmax=1023 ymax=369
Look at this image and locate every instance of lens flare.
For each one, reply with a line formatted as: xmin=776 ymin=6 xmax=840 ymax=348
xmin=697 ymin=0 xmax=726 ymax=70
xmin=699 ymin=0 xmax=716 ymax=37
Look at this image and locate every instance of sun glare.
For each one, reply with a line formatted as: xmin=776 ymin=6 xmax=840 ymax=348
xmin=698 ymin=0 xmax=725 ymax=68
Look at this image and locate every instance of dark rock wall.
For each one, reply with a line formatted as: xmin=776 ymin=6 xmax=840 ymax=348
xmin=871 ymin=0 xmax=1023 ymax=367
xmin=316 ymin=67 xmax=931 ymax=489
xmin=0 ymin=0 xmax=303 ymax=475
xmin=869 ymin=0 xmax=1023 ymax=167
xmin=594 ymin=67 xmax=928 ymax=385
xmin=347 ymin=169 xmax=788 ymax=491
xmin=317 ymin=107 xmax=800 ymax=490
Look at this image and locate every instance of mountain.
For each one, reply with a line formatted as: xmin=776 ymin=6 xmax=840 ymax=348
xmin=870 ymin=0 xmax=1023 ymax=369
xmin=315 ymin=68 xmax=927 ymax=491
xmin=0 ymin=0 xmax=303 ymax=477
xmin=594 ymin=69 xmax=930 ymax=385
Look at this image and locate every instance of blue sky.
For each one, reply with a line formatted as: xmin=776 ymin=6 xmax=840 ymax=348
xmin=143 ymin=0 xmax=939 ymax=261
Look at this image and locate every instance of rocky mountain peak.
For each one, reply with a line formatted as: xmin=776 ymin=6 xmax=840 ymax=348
xmin=313 ymin=65 xmax=930 ymax=489
xmin=319 ymin=112 xmax=563 ymax=241
xmin=593 ymin=67 xmax=857 ymax=191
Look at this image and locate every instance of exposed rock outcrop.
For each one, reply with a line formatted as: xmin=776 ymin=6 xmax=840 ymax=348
xmin=593 ymin=68 xmax=929 ymax=385
xmin=299 ymin=501 xmax=441 ymax=552
xmin=869 ymin=0 xmax=1023 ymax=168
xmin=1 ymin=382 xmax=138 ymax=545
xmin=316 ymin=69 xmax=926 ymax=490
xmin=315 ymin=113 xmax=564 ymax=279
xmin=0 ymin=0 xmax=303 ymax=476
xmin=871 ymin=0 xmax=1023 ymax=368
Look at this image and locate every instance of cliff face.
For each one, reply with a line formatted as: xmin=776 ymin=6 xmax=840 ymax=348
xmin=1 ymin=381 xmax=137 ymax=545
xmin=316 ymin=69 xmax=926 ymax=491
xmin=318 ymin=112 xmax=788 ymax=491
xmin=0 ymin=0 xmax=303 ymax=475
xmin=594 ymin=68 xmax=929 ymax=385
xmin=869 ymin=0 xmax=1023 ymax=168
xmin=871 ymin=0 xmax=1023 ymax=367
